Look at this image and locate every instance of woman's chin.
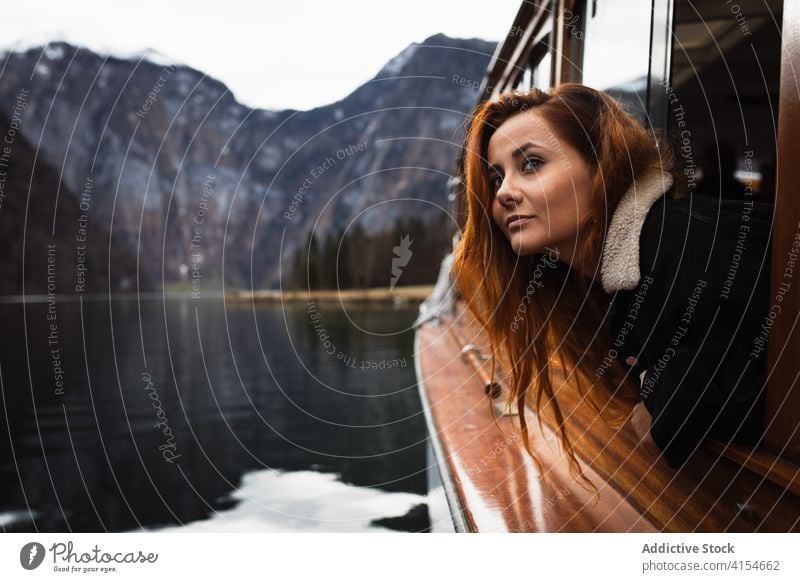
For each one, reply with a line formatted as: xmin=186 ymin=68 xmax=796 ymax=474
xmin=506 ymin=237 xmax=541 ymax=257
xmin=510 ymin=246 xmax=538 ymax=258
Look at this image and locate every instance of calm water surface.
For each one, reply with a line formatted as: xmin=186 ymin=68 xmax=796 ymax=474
xmin=0 ymin=297 xmax=429 ymax=532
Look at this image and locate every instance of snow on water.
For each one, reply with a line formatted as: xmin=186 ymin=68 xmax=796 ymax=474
xmin=144 ymin=469 xmax=427 ymax=532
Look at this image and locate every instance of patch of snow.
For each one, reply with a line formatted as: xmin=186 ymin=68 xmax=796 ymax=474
xmin=381 ymin=45 xmax=417 ymax=77
xmin=122 ymin=47 xmax=183 ymax=68
xmin=44 ymin=44 xmax=65 ymax=60
xmin=142 ymin=468 xmax=426 ymax=532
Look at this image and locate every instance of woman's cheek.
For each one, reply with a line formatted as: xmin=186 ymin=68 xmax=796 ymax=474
xmin=491 ymin=210 xmax=505 ymax=234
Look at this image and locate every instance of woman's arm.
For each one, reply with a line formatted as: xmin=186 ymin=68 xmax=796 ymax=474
xmin=634 ymin=198 xmax=772 ymax=467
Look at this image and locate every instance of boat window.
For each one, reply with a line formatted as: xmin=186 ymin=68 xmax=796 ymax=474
xmin=668 ymin=0 xmax=800 ymax=464
xmin=516 ymin=10 xmax=555 ymax=92
xmin=579 ymin=0 xmax=652 ymax=119
xmin=668 ymin=0 xmax=782 ymax=205
xmin=520 ymin=39 xmax=552 ymax=91
xmin=531 ymin=40 xmax=553 ymax=91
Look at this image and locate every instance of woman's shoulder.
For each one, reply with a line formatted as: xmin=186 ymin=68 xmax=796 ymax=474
xmin=640 ymin=193 xmax=773 ymax=255
xmin=635 ymin=192 xmax=773 ymax=303
xmin=646 ymin=193 xmax=773 ymax=234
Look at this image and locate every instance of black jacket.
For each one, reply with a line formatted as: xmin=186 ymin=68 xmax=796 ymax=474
xmin=601 ymin=171 xmax=773 ymax=467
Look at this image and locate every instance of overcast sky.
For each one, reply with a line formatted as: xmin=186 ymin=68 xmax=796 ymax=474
xmin=1 ymin=0 xmax=520 ymax=111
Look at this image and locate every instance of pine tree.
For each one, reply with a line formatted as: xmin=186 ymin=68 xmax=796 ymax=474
xmin=348 ymin=223 xmax=368 ymax=289
xmin=307 ymin=231 xmax=321 ymax=290
xmin=338 ymin=226 xmax=353 ymax=290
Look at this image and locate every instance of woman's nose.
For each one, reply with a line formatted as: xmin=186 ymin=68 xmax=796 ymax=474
xmin=496 ymin=175 xmax=522 ymax=207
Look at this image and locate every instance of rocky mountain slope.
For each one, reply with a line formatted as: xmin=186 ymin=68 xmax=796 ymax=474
xmin=0 ymin=34 xmax=495 ymax=292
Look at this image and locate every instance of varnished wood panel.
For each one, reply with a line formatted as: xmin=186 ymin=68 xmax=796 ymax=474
xmin=416 ymin=300 xmax=800 ymax=532
xmin=766 ymin=0 xmax=800 ymax=463
xmin=416 ymin=313 xmax=656 ymax=532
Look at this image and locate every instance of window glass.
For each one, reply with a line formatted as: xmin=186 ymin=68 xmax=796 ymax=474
xmin=668 ymin=0 xmax=782 ymax=203
xmin=581 ymin=0 xmax=652 ymax=118
xmin=531 ymin=44 xmax=552 ymax=91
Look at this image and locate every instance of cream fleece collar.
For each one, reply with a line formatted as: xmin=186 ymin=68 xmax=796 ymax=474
xmin=600 ymin=170 xmax=674 ymax=293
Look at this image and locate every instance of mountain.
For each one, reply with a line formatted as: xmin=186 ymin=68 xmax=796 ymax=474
xmin=0 ymin=108 xmax=143 ymax=295
xmin=0 ymin=34 xmax=496 ymax=292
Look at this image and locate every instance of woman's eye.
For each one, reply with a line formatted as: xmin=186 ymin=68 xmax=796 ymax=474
xmin=523 ymin=157 xmax=543 ymax=171
xmin=490 ymin=174 xmax=503 ymax=191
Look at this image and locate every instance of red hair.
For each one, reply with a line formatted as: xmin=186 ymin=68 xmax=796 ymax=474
xmin=452 ymin=83 xmax=677 ymax=486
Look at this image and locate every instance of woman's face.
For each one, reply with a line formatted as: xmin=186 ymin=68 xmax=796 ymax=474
xmin=487 ymin=109 xmax=594 ymax=263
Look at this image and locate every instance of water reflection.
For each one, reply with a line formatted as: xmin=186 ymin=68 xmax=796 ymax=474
xmin=0 ymin=297 xmax=428 ymax=532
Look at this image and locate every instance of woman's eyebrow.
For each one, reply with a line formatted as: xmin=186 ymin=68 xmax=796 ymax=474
xmin=488 ymin=142 xmax=546 ymax=173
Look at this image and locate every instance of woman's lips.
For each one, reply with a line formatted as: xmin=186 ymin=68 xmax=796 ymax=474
xmin=508 ymin=216 xmax=534 ymax=229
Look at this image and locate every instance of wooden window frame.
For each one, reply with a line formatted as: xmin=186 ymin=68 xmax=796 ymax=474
xmin=766 ymin=0 xmax=800 ymax=463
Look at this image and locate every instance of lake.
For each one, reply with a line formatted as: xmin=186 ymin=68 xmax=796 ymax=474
xmin=0 ymin=297 xmax=431 ymax=532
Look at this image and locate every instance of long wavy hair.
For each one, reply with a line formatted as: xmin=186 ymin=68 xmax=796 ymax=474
xmin=452 ymin=83 xmax=678 ymax=486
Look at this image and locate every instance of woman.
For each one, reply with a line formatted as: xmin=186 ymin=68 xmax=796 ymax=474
xmin=451 ymin=84 xmax=773 ymax=481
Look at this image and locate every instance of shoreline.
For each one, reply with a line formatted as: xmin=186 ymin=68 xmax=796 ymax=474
xmin=0 ymin=285 xmax=436 ymax=305
xmin=225 ymin=284 xmax=436 ymax=305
